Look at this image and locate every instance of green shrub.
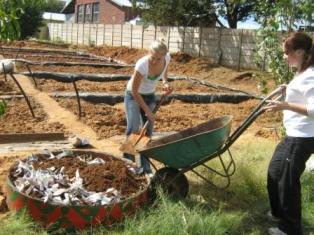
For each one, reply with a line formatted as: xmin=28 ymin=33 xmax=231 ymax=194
xmin=0 ymin=99 xmax=7 ymax=116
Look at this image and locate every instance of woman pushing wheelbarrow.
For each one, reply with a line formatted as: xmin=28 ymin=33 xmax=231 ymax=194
xmin=263 ymin=32 xmax=314 ymax=235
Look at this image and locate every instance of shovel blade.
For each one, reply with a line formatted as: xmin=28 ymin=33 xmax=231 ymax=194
xmin=119 ymin=134 xmax=151 ymax=155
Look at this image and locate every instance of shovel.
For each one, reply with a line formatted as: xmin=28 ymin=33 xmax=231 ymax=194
xmin=119 ymin=95 xmax=166 ymax=155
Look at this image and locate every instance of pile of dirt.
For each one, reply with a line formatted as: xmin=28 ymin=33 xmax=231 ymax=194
xmin=0 ymin=98 xmax=65 ymax=134
xmin=89 ymin=46 xmax=146 ymax=64
xmin=171 ymin=52 xmax=194 ymax=63
xmin=31 ymin=152 xmax=146 ymax=197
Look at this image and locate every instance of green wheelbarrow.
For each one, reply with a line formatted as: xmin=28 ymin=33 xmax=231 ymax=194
xmin=139 ymin=87 xmax=284 ymax=199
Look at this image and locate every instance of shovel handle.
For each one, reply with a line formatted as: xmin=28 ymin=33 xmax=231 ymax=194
xmin=139 ymin=94 xmax=166 ymax=137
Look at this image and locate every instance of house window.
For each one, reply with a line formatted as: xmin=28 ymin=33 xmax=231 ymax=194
xmin=77 ymin=4 xmax=84 ymax=23
xmin=92 ymin=3 xmax=99 ymax=23
xmin=85 ymin=4 xmax=92 ymax=23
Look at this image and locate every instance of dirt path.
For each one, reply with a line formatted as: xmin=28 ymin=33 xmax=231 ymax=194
xmin=15 ymin=74 xmax=122 ymax=157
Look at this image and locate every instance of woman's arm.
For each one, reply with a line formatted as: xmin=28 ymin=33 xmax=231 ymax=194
xmin=131 ymin=70 xmax=155 ymax=123
xmin=265 ymin=100 xmax=308 ymax=115
xmin=161 ymin=67 xmax=173 ymax=95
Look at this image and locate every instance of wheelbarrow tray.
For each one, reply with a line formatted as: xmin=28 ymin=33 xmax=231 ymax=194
xmin=139 ymin=115 xmax=232 ymax=169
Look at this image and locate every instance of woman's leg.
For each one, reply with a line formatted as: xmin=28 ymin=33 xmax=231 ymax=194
xmin=267 ymin=138 xmax=287 ymax=219
xmin=139 ymin=95 xmax=156 ymax=174
xmin=124 ymin=92 xmax=142 ymax=162
xmin=276 ymin=138 xmax=312 ymax=235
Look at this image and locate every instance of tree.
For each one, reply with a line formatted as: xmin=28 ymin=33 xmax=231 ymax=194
xmin=215 ymin=0 xmax=256 ymax=28
xmin=19 ymin=0 xmax=46 ymax=39
xmin=131 ymin=0 xmax=216 ymax=27
xmin=0 ymin=0 xmax=23 ymax=40
xmin=255 ymin=0 xmax=314 ymax=86
xmin=1 ymin=0 xmax=46 ymax=39
xmin=43 ymin=0 xmax=65 ymax=13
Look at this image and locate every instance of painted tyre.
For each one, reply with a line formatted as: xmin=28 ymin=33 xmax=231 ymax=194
xmin=5 ymin=150 xmax=149 ymax=232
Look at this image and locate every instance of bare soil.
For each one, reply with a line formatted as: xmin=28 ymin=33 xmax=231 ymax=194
xmin=29 ymin=152 xmax=146 ymax=197
xmin=0 ymin=98 xmax=65 ymax=134
xmin=56 ymin=98 xmax=282 ymax=139
xmin=0 ymin=41 xmax=281 ymax=214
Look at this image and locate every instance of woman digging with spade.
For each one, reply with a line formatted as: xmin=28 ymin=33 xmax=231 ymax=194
xmin=123 ymin=39 xmax=173 ymax=176
xmin=265 ymin=32 xmax=314 ymax=235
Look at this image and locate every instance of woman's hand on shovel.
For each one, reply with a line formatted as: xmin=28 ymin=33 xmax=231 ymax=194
xmin=146 ymin=110 xmax=155 ymax=124
xmin=162 ymin=82 xmax=173 ymax=96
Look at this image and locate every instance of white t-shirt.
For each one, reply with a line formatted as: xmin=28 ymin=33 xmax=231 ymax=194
xmin=284 ymin=66 xmax=314 ymax=137
xmin=126 ymin=53 xmax=171 ymax=94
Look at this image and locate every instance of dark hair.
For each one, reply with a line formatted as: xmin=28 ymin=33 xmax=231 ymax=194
xmin=284 ymin=32 xmax=314 ymax=72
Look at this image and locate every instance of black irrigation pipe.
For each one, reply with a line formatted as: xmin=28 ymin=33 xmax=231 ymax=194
xmin=2 ymin=63 xmax=7 ymax=82
xmin=51 ymin=92 xmax=253 ymax=105
xmin=3 ymin=53 xmax=111 ymax=63
xmin=15 ymin=59 xmax=133 ymax=68
xmin=21 ymin=71 xmax=261 ymax=99
xmin=2 ymin=46 xmax=88 ymax=56
xmin=170 ymin=76 xmax=261 ymax=99
xmin=71 ymin=76 xmax=82 ymax=118
xmin=21 ymin=71 xmax=130 ymax=82
xmin=25 ymin=64 xmax=37 ymax=88
xmin=9 ymin=73 xmax=35 ymax=118
xmin=3 ymin=46 xmax=125 ymax=65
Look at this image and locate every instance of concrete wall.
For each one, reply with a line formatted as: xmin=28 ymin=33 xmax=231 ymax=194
xmin=48 ymin=22 xmax=267 ymax=70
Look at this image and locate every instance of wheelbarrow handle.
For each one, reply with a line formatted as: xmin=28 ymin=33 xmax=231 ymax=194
xmin=222 ymin=86 xmax=285 ymax=151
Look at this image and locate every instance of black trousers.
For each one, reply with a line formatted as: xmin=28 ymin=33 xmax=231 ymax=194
xmin=267 ymin=137 xmax=314 ymax=235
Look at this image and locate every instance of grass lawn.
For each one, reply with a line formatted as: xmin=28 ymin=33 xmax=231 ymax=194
xmin=0 ymin=135 xmax=313 ymax=235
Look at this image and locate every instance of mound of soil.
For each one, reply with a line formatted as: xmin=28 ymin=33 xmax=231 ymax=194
xmin=0 ymin=98 xmax=65 ymax=134
xmin=30 ymin=152 xmax=146 ymax=197
xmin=89 ymin=46 xmax=146 ymax=64
xmin=171 ymin=52 xmax=194 ymax=63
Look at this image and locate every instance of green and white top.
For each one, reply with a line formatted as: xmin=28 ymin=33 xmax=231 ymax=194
xmin=126 ymin=53 xmax=171 ymax=95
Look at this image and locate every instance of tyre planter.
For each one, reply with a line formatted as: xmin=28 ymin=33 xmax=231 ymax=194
xmin=5 ymin=150 xmax=149 ymax=232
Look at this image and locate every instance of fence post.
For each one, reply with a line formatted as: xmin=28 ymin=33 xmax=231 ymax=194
xmin=88 ymin=23 xmax=91 ymax=45
xmin=82 ymin=23 xmax=85 ymax=45
xmin=77 ymin=23 xmax=79 ymax=45
xmin=154 ymin=25 xmax=157 ymax=40
xmin=237 ymin=29 xmax=244 ymax=71
xmin=121 ymin=24 xmax=123 ymax=46
xmin=141 ymin=25 xmax=144 ymax=49
xmin=95 ymin=24 xmax=98 ymax=46
xmin=182 ymin=26 xmax=186 ymax=52
xmin=217 ymin=28 xmax=222 ymax=65
xmin=103 ymin=24 xmax=106 ymax=45
xmin=167 ymin=27 xmax=170 ymax=50
xmin=111 ymin=24 xmax=114 ymax=46
xmin=65 ymin=23 xmax=68 ymax=43
xmin=71 ymin=23 xmax=73 ymax=44
xmin=56 ymin=23 xmax=59 ymax=40
xmin=130 ymin=24 xmax=133 ymax=48
xmin=198 ymin=27 xmax=203 ymax=57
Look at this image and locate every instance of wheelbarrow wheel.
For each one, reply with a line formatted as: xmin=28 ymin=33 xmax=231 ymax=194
xmin=149 ymin=167 xmax=189 ymax=200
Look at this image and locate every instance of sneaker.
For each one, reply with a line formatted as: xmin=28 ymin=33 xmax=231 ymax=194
xmin=268 ymin=227 xmax=287 ymax=235
xmin=267 ymin=211 xmax=281 ymax=222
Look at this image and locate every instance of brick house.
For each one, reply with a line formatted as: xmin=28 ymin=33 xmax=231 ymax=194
xmin=61 ymin=0 xmax=138 ymax=24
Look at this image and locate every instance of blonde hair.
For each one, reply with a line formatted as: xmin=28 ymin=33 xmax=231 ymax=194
xmin=149 ymin=39 xmax=168 ymax=55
